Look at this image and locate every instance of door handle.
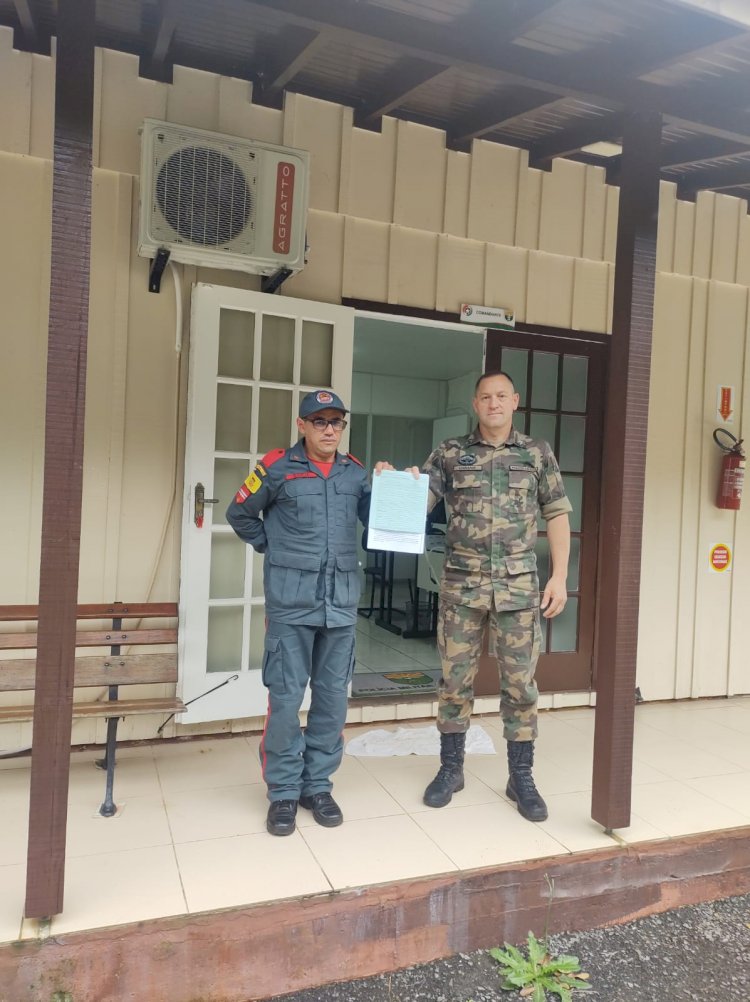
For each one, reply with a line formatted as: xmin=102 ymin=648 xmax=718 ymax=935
xmin=194 ymin=483 xmax=220 ymax=528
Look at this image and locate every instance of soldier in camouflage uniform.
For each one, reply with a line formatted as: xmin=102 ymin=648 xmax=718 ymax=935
xmin=421 ymin=371 xmax=571 ymax=822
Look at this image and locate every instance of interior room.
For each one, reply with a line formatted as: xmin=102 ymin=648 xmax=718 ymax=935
xmin=347 ymin=314 xmax=485 ymax=700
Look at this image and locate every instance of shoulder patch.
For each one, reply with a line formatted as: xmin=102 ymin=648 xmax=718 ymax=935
xmin=261 ymin=447 xmax=286 ymax=468
xmin=347 ymin=453 xmax=364 ymax=467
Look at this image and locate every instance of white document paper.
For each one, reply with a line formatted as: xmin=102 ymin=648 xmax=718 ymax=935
xmin=367 ymin=470 xmax=429 ymax=554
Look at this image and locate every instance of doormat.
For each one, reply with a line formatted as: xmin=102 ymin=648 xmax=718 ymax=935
xmin=345 ymin=724 xmax=496 ymax=757
xmin=350 ymin=669 xmax=441 ymax=699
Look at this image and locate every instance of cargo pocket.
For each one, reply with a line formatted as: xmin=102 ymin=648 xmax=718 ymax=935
xmin=508 ymin=464 xmax=538 ymax=512
xmin=442 ymin=549 xmax=482 ymax=597
xmin=332 ymin=553 xmax=361 ymax=609
xmin=450 ymin=468 xmax=483 ymax=513
xmin=335 ymin=480 xmax=361 ymax=527
xmin=261 ymin=633 xmax=285 ymax=694
xmin=266 ymin=551 xmax=322 ymax=609
xmin=282 ymin=477 xmax=325 ymax=525
xmin=505 ymin=551 xmax=539 ymax=605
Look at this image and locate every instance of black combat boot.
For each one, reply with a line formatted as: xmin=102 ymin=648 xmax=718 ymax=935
xmin=423 ymin=732 xmax=466 ymax=808
xmin=506 ymin=740 xmax=548 ymax=822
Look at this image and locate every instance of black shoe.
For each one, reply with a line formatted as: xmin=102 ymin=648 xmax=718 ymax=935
xmin=506 ymin=740 xmax=548 ymax=822
xmin=423 ymin=732 xmax=466 ymax=808
xmin=266 ymin=799 xmax=298 ymax=836
xmin=299 ymin=792 xmax=343 ymax=827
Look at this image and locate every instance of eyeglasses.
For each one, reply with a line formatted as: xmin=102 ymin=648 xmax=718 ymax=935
xmin=306 ymin=417 xmax=347 ymax=431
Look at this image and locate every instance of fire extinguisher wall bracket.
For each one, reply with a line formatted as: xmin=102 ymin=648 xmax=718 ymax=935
xmin=713 ymin=429 xmax=745 ymax=511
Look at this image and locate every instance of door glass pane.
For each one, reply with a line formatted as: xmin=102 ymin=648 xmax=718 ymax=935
xmin=550 ymin=597 xmax=578 ymax=652
xmin=248 ymin=607 xmax=266 ymax=670
xmin=569 ymin=536 xmax=581 ymax=591
xmin=561 ymin=356 xmax=588 ymax=413
xmin=251 ymin=550 xmax=265 ymax=597
xmin=218 ymin=309 xmax=255 ymax=379
xmin=531 ymin=352 xmax=558 ymax=410
xmin=260 ymin=314 xmax=295 ymax=382
xmin=349 ymin=413 xmax=368 ymax=469
xmin=500 ymin=348 xmax=528 ymax=406
xmin=558 ymin=415 xmax=585 ymax=473
xmin=210 ymin=535 xmax=246 ymax=599
xmin=215 ymin=384 xmax=253 ymax=452
xmin=213 ymin=458 xmax=250 ymax=524
xmin=258 ymin=387 xmax=293 ymax=453
xmin=301 ymin=320 xmax=333 ymax=386
xmin=529 ymin=412 xmax=557 ymax=448
xmin=207 ymin=606 xmax=243 ymax=672
xmin=565 ymin=475 xmax=583 ymax=532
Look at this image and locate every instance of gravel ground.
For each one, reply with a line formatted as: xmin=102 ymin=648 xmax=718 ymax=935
xmin=271 ymin=893 xmax=750 ymax=1002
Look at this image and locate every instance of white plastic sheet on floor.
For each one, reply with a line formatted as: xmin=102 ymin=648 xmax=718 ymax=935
xmin=345 ymin=724 xmax=496 ymax=757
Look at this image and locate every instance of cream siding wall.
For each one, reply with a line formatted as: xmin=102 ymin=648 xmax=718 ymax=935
xmin=1 ymin=32 xmax=750 ymax=751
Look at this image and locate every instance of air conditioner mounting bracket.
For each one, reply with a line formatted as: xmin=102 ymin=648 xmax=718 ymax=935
xmin=261 ymin=267 xmax=293 ymax=295
xmin=149 ymin=247 xmax=171 ymax=293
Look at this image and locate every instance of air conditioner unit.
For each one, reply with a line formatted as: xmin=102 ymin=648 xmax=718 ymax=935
xmin=138 ymin=119 xmax=310 ymax=276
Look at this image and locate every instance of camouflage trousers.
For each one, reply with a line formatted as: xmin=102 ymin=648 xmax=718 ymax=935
xmin=436 ymin=600 xmax=541 ymax=742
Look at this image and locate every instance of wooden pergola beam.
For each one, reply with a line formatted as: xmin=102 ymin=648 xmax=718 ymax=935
xmin=355 ymin=1 xmax=565 ymax=130
xmin=241 ymin=0 xmax=750 ymax=143
xmin=591 ymin=109 xmax=663 ymax=832
xmin=24 ymin=0 xmax=95 ymax=920
xmin=451 ymin=89 xmax=566 ymax=145
xmin=12 ymin=0 xmax=37 ymax=41
xmin=587 ymin=9 xmax=741 ymax=81
xmin=461 ymin=0 xmax=571 ymax=40
xmin=356 ymin=62 xmax=451 ymax=127
xmin=678 ymin=158 xmax=750 ymax=195
xmin=264 ymin=28 xmax=327 ymax=96
xmin=528 ymin=112 xmax=624 ymax=168
xmin=12 ymin=0 xmax=48 ymax=53
xmin=451 ymin=6 xmax=740 ymax=155
xmin=140 ymin=0 xmax=180 ymax=82
xmin=660 ymin=135 xmax=748 ymax=170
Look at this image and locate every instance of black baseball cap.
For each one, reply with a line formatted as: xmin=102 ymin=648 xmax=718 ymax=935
xmin=298 ymin=389 xmax=348 ymax=418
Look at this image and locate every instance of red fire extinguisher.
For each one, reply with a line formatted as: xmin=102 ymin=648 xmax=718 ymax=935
xmin=713 ymin=429 xmax=745 ymax=510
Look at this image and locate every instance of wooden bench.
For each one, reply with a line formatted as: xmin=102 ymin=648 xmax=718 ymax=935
xmin=0 ymin=601 xmax=185 ymax=816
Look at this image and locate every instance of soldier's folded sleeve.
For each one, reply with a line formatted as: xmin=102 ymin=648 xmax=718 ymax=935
xmin=422 ymin=447 xmax=446 ymax=514
xmin=538 ymin=441 xmax=573 ymax=522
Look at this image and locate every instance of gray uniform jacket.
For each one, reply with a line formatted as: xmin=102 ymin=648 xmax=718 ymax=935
xmin=226 ymin=440 xmax=371 ymax=627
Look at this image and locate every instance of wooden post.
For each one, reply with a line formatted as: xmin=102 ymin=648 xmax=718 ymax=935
xmin=24 ymin=0 xmax=96 ymax=919
xmin=591 ymin=110 xmax=662 ymax=831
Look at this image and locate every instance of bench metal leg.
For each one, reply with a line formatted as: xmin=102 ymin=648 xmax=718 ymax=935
xmin=97 ymin=714 xmax=119 ymax=817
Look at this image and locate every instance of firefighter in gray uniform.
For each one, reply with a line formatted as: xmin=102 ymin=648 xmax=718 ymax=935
xmin=419 ymin=371 xmax=571 ymax=822
xmin=226 ymin=390 xmax=370 ymax=836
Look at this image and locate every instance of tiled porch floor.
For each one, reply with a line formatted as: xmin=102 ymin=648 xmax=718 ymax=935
xmin=2 ymin=697 xmax=750 ymax=943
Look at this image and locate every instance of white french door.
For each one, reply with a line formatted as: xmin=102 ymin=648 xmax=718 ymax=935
xmin=178 ymin=285 xmax=354 ymax=723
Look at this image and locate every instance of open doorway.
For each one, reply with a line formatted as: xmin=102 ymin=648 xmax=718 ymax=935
xmin=348 ymin=313 xmax=486 ymax=701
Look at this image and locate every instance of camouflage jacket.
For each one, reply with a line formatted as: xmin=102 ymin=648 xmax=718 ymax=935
xmin=423 ymin=427 xmax=571 ymax=610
